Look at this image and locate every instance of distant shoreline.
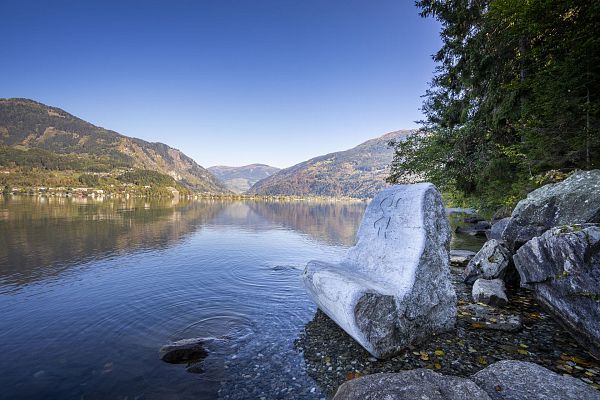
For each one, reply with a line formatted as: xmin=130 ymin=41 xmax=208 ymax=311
xmin=3 ymin=190 xmax=370 ymax=203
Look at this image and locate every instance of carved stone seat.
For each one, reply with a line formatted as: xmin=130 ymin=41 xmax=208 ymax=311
xmin=303 ymin=183 xmax=456 ymax=358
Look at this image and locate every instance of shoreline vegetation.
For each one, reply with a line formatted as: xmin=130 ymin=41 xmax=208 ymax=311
xmin=388 ymin=1 xmax=599 ymax=212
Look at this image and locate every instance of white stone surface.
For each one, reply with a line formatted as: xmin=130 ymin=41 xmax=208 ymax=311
xmin=303 ymin=183 xmax=456 ymax=358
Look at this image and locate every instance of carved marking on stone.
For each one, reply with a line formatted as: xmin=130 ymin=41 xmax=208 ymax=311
xmin=395 ymin=196 xmax=403 ymax=208
xmin=374 ymin=195 xmax=397 ymax=238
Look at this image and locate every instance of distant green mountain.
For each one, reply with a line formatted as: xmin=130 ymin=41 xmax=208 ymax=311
xmin=208 ymin=164 xmax=280 ymax=193
xmin=247 ymin=130 xmax=414 ymax=198
xmin=0 ymin=98 xmax=229 ymax=193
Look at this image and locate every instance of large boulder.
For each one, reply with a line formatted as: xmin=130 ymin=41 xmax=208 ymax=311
xmin=471 ymin=360 xmax=600 ymax=400
xmin=472 ymin=278 xmax=508 ymax=306
xmin=333 ymin=370 xmax=491 ymax=400
xmin=513 ymin=224 xmax=600 ymax=358
xmin=502 ymin=170 xmax=600 ymax=250
xmin=303 ymin=183 xmax=456 ymax=358
xmin=464 ymin=239 xmax=512 ymax=284
xmin=333 ymin=361 xmax=600 ymax=400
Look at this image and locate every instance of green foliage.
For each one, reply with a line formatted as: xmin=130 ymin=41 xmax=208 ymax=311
xmin=78 ymin=174 xmax=100 ymax=186
xmin=0 ymin=169 xmax=81 ymax=188
xmin=0 ymin=145 xmax=126 ymax=172
xmin=389 ymin=0 xmax=600 ymax=210
xmin=117 ymin=169 xmax=176 ymax=187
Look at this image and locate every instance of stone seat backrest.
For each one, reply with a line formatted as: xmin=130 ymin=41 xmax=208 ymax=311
xmin=343 ymin=183 xmax=450 ymax=294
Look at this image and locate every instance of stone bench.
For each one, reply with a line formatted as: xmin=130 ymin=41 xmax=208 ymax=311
xmin=303 ymin=183 xmax=456 ymax=358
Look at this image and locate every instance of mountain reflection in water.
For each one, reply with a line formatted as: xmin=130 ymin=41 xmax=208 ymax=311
xmin=0 ymin=196 xmax=366 ymax=400
xmin=0 ymin=197 xmax=366 ymax=291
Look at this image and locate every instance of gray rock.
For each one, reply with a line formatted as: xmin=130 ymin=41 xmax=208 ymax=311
xmin=471 ymin=360 xmax=600 ymax=400
xmin=464 ymin=240 xmax=512 ymax=284
xmin=502 ymin=170 xmax=600 ymax=250
xmin=472 ymin=279 xmax=508 ymax=306
xmin=186 ymin=362 xmax=205 ymax=374
xmin=487 ymin=217 xmax=510 ymax=241
xmin=333 ymin=361 xmax=600 ymax=400
xmin=333 ymin=370 xmax=491 ymax=400
xmin=491 ymin=206 xmax=512 ymax=221
xmin=303 ymin=183 xmax=456 ymax=358
xmin=446 ymin=207 xmax=476 ymax=215
xmin=513 ymin=224 xmax=600 ymax=357
xmin=450 ymin=249 xmax=477 ymax=267
xmin=159 ymin=338 xmax=209 ymax=364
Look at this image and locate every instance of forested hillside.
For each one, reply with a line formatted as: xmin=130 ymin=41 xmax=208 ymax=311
xmin=249 ymin=130 xmax=413 ymax=198
xmin=0 ymin=99 xmax=228 ymax=193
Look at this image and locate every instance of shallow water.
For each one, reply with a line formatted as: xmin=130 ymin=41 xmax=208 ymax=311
xmin=0 ymin=196 xmax=482 ymax=399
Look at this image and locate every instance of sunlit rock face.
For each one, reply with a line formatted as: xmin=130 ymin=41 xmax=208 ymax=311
xmin=502 ymin=169 xmax=600 ymax=251
xmin=303 ymin=183 xmax=456 ymax=358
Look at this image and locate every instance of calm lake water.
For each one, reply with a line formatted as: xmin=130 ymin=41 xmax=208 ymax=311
xmin=0 ymin=196 xmax=483 ymax=400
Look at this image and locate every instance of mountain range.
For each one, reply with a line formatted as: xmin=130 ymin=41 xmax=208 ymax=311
xmin=0 ymin=98 xmax=228 ymax=193
xmin=247 ymin=130 xmax=413 ymax=198
xmin=208 ymin=164 xmax=280 ymax=193
xmin=0 ymin=98 xmax=411 ymax=199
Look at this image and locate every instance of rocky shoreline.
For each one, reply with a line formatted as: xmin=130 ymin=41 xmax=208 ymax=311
xmin=293 ymin=170 xmax=600 ymax=398
xmin=158 ymin=170 xmax=600 ymax=399
xmin=295 ymin=266 xmax=600 ymax=398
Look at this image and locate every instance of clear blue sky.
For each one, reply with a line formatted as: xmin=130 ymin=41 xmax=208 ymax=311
xmin=0 ymin=0 xmax=440 ymax=168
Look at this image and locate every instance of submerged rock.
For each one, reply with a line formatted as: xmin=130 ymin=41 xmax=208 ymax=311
xmin=303 ymin=183 xmax=456 ymax=358
xmin=159 ymin=338 xmax=209 ymax=364
xmin=472 ymin=279 xmax=508 ymax=307
xmin=185 ymin=362 xmax=205 ymax=374
xmin=502 ymin=170 xmax=600 ymax=251
xmin=333 ymin=369 xmax=491 ymax=400
xmin=471 ymin=360 xmax=600 ymax=400
xmin=464 ymin=240 xmax=512 ymax=284
xmin=513 ymin=224 xmax=600 ymax=358
xmin=450 ymin=250 xmax=477 ymax=268
xmin=464 ymin=303 xmax=521 ymax=332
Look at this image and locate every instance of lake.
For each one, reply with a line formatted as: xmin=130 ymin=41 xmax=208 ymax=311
xmin=0 ymin=196 xmax=483 ymax=400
